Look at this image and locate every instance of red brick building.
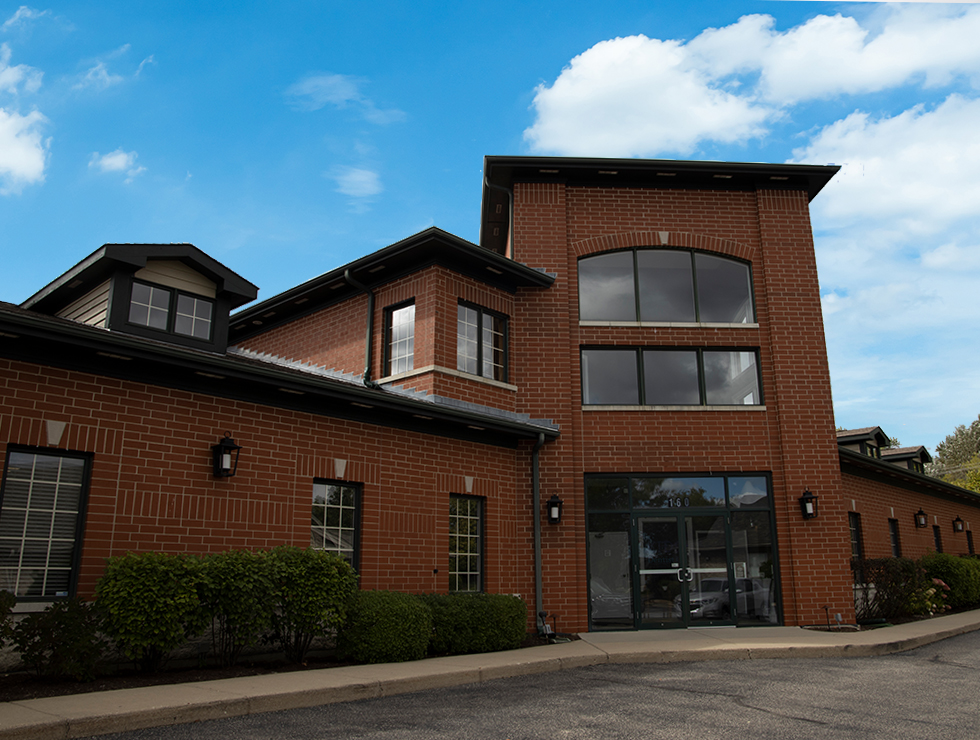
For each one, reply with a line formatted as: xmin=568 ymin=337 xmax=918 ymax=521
xmin=2 ymin=156 xmax=978 ymax=631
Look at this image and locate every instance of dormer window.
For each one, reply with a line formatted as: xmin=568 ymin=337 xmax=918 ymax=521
xmin=128 ymin=280 xmax=214 ymax=341
xmin=864 ymin=444 xmax=880 ymax=459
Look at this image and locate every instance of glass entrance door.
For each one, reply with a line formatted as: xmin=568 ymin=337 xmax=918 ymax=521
xmin=637 ymin=514 xmax=732 ymax=628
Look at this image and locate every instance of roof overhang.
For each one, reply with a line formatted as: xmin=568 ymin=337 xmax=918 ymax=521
xmin=229 ymin=227 xmax=554 ymax=343
xmin=22 ymin=243 xmax=258 ymax=314
xmin=0 ymin=304 xmax=558 ymax=449
xmin=480 ymin=156 xmax=840 ymax=254
xmin=839 ymin=447 xmax=980 ymax=506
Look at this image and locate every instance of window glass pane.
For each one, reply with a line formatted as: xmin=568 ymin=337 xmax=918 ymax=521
xmin=310 ymin=481 xmax=358 ymax=565
xmin=483 ymin=314 xmax=506 ymax=380
xmin=695 ymin=254 xmax=754 ymax=323
xmin=727 ymin=477 xmax=769 ymax=508
xmin=578 ymin=252 xmax=636 ymax=321
xmin=637 ymin=250 xmax=695 ymax=322
xmin=588 ymin=513 xmax=633 ymax=629
xmin=586 ymin=478 xmax=630 ymax=511
xmin=581 ymin=349 xmax=639 ymax=405
xmin=642 ymin=350 xmax=700 ymax=405
xmin=704 ymin=351 xmax=760 ymax=405
xmin=388 ymin=304 xmax=415 ymax=375
xmin=457 ymin=305 xmax=478 ymax=374
xmin=0 ymin=451 xmax=87 ymax=598
xmin=633 ymin=477 xmax=726 ymax=508
xmin=129 ymin=283 xmax=171 ymax=330
xmin=175 ymin=294 xmax=213 ymax=340
xmin=730 ymin=511 xmax=776 ymax=624
xmin=449 ymin=495 xmax=482 ymax=593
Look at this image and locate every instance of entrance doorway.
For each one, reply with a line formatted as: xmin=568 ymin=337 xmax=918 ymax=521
xmin=587 ymin=475 xmax=778 ymax=630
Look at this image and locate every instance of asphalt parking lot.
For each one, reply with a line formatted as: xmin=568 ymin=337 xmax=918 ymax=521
xmin=104 ymin=628 xmax=980 ymax=740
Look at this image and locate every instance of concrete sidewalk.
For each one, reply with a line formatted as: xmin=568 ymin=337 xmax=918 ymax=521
xmin=4 ymin=610 xmax=980 ymax=740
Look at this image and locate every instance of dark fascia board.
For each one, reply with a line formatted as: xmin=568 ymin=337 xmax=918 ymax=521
xmin=228 ymin=226 xmax=554 ymax=343
xmin=480 ymin=155 xmax=840 ymax=254
xmin=836 ymin=426 xmax=890 ymax=448
xmin=880 ymin=445 xmax=933 ymax=464
xmin=839 ymin=447 xmax=980 ymax=506
xmin=21 ymin=243 xmax=258 ymax=314
xmin=0 ymin=304 xmax=558 ymax=448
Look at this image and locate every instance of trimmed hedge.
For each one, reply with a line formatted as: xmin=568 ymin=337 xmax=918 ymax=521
xmin=423 ymin=593 xmax=527 ymax=655
xmin=338 ymin=590 xmax=432 ymax=664
xmin=11 ymin=597 xmax=106 ymax=681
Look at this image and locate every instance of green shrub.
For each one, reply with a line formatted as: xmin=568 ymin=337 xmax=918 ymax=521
xmin=267 ymin=547 xmax=358 ymax=663
xmin=423 ymin=593 xmax=527 ymax=655
xmin=96 ymin=552 xmax=206 ymax=672
xmin=919 ymin=553 xmax=980 ymax=609
xmin=11 ymin=599 xmax=107 ymax=681
xmin=338 ymin=591 xmax=432 ymax=664
xmin=0 ymin=590 xmax=15 ymax=649
xmin=199 ymin=549 xmax=274 ymax=666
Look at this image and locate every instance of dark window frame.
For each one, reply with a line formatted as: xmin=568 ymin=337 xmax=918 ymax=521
xmin=310 ymin=479 xmax=361 ymax=570
xmin=449 ymin=493 xmax=484 ymax=593
xmin=383 ymin=299 xmax=416 ymax=377
xmin=968 ymin=530 xmax=975 ymax=556
xmin=933 ymin=524 xmax=943 ymax=553
xmin=0 ymin=445 xmax=92 ymax=601
xmin=577 ymin=247 xmax=756 ymax=324
xmin=127 ymin=279 xmax=216 ymax=342
xmin=888 ymin=518 xmax=902 ymax=557
xmin=456 ymin=301 xmax=509 ymax=382
xmin=581 ymin=346 xmax=763 ymax=407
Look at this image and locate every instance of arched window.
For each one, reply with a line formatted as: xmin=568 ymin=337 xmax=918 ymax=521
xmin=578 ymin=249 xmax=754 ymax=324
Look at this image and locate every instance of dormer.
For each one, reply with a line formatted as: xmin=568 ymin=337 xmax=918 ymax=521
xmin=880 ymin=446 xmax=933 ymax=474
xmin=21 ymin=244 xmax=258 ymax=353
xmin=836 ymin=426 xmax=890 ymax=459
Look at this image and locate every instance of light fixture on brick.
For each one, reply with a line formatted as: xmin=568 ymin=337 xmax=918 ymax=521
xmin=954 ymin=516 xmax=965 ymax=533
xmin=212 ymin=432 xmax=242 ymax=478
xmin=915 ymin=509 xmax=928 ymax=528
xmin=799 ymin=489 xmax=818 ymax=520
xmin=546 ymin=494 xmax=564 ymax=524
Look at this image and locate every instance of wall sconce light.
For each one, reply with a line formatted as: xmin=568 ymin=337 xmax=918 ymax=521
xmin=798 ymin=489 xmax=818 ymax=520
xmin=914 ymin=509 xmax=928 ymax=528
xmin=212 ymin=432 xmax=242 ymax=478
xmin=954 ymin=516 xmax=965 ymax=533
xmin=546 ymin=494 xmax=564 ymax=524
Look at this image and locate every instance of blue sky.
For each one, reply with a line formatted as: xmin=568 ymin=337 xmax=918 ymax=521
xmin=1 ymin=1 xmax=978 ymax=452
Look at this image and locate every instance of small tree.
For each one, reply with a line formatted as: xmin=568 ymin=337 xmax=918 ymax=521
xmin=199 ymin=550 xmax=275 ymax=666
xmin=928 ymin=414 xmax=980 ymax=479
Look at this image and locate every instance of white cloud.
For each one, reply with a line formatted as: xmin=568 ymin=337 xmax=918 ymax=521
xmin=73 ymin=61 xmax=123 ymax=90
xmin=330 ymin=166 xmax=382 ymax=198
xmin=2 ymin=6 xmax=49 ymax=31
xmin=89 ymin=148 xmax=146 ymax=183
xmin=0 ymin=107 xmax=47 ymax=194
xmin=525 ymin=6 xmax=980 ymax=155
xmin=0 ymin=42 xmax=42 ymax=94
xmin=285 ymin=73 xmax=405 ymax=124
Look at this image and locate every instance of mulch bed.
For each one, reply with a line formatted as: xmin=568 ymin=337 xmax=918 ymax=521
xmin=0 ymin=633 xmax=560 ymax=703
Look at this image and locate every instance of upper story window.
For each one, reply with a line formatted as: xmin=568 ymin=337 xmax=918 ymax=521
xmin=385 ymin=301 xmax=415 ymax=375
xmin=457 ymin=302 xmax=507 ymax=382
xmin=128 ymin=281 xmax=214 ymax=341
xmin=581 ymin=347 xmax=761 ymax=407
xmin=578 ymin=249 xmax=755 ymax=324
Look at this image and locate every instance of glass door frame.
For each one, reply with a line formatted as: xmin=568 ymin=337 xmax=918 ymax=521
xmin=586 ymin=473 xmax=782 ymax=631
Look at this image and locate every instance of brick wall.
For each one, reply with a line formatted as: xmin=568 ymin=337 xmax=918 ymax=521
xmin=0 ymin=358 xmax=536 ymax=613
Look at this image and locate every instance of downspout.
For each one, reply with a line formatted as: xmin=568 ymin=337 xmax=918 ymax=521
xmin=484 ymin=177 xmax=514 ymax=260
xmin=532 ymin=432 xmax=546 ymax=634
xmin=343 ymin=269 xmax=382 ymax=389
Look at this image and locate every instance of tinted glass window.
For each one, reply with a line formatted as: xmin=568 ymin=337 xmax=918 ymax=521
xmin=637 ymin=250 xmax=695 ymax=322
xmin=704 ymin=351 xmax=760 ymax=405
xmin=728 ymin=476 xmax=769 ymax=508
xmin=642 ymin=350 xmax=700 ymax=405
xmin=578 ymin=251 xmax=635 ymax=321
xmin=586 ymin=478 xmax=630 ymax=510
xmin=582 ymin=349 xmax=639 ymax=405
xmin=695 ymin=253 xmax=754 ymax=323
xmin=633 ymin=477 xmax=726 ymax=508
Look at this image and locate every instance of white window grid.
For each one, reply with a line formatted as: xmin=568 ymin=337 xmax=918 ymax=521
xmin=310 ymin=481 xmax=357 ymax=564
xmin=388 ymin=304 xmax=415 ymax=375
xmin=449 ymin=495 xmax=482 ymax=592
xmin=175 ymin=294 xmax=214 ymax=340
